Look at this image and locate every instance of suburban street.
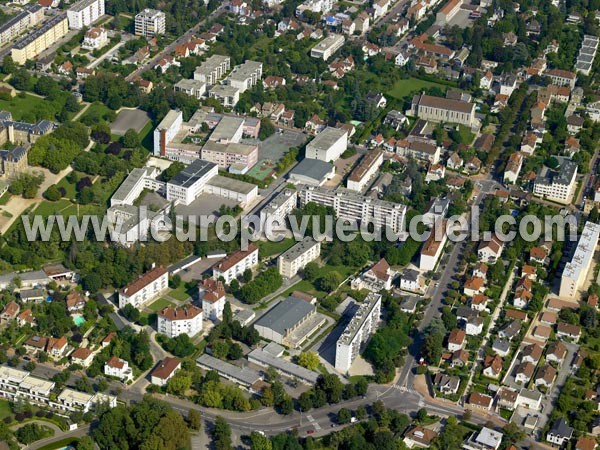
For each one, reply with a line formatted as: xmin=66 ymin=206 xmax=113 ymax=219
xmin=124 ymin=3 xmax=229 ymax=81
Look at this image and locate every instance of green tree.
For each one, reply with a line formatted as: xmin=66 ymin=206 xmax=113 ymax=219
xmin=166 ymin=372 xmax=192 ymax=395
xmin=213 ymin=416 xmax=232 ymax=450
xmin=250 ymin=432 xmax=272 ymax=450
xmin=337 ymin=407 xmax=351 ymax=424
xmin=303 ymin=261 xmax=320 ymax=281
xmin=187 ymin=409 xmax=202 ymax=430
xmin=43 ymin=184 xmax=62 ymax=201
xmin=297 ymin=351 xmax=319 ymax=370
xmin=316 ymin=272 xmax=343 ymax=293
xmin=122 ymin=129 xmax=140 ymax=148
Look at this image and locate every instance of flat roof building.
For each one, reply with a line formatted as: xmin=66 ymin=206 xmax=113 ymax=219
xmin=196 ymin=354 xmax=262 ymax=389
xmin=288 ymin=158 xmax=335 ymax=186
xmin=278 ymin=237 xmax=321 ymax=278
xmin=194 ymin=55 xmax=231 ymax=84
xmin=299 ymin=185 xmax=407 ymax=235
xmin=253 ymin=296 xmax=325 ymax=348
xmin=311 ymin=34 xmax=345 ymax=60
xmin=247 ymin=347 xmax=319 ymax=384
xmin=335 ymin=292 xmax=382 ymax=372
xmin=166 ymin=159 xmax=219 ymax=206
xmin=224 ymin=61 xmax=263 ymax=93
xmin=533 ymin=158 xmax=578 ymax=204
xmin=11 ymin=14 xmax=69 ymax=65
xmin=305 ymin=127 xmax=348 ymax=162
xmin=135 ymin=8 xmax=165 ymax=37
xmin=560 ymin=221 xmax=600 ymax=298
xmin=67 ymin=0 xmax=105 ymax=30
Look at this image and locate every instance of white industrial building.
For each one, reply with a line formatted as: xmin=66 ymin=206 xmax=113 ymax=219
xmin=66 ymin=0 xmax=105 ymax=30
xmin=305 ymin=126 xmax=348 ymax=162
xmin=212 ymin=244 xmax=259 ymax=284
xmin=157 ymin=304 xmax=203 ymax=338
xmin=135 ymin=8 xmax=165 ymax=37
xmin=335 ymin=293 xmax=382 ymax=372
xmin=277 ymin=237 xmax=321 ymax=278
xmin=165 ymin=159 xmax=219 ymax=206
xmin=118 ymin=265 xmax=169 ymax=309
xmin=310 ymin=34 xmax=345 ymax=60
xmin=299 ymin=186 xmax=407 ymax=235
xmin=559 ymin=221 xmax=600 ymax=298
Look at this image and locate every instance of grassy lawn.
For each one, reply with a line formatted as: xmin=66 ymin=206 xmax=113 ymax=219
xmin=257 ymin=238 xmax=296 ymax=259
xmin=0 ymin=93 xmax=48 ymax=121
xmin=78 ymin=102 xmax=114 ymax=124
xmin=168 ymin=285 xmax=192 ymax=301
xmin=36 ymin=438 xmax=80 ymax=450
xmin=139 ymin=120 xmax=154 ymax=152
xmin=278 ymin=263 xmax=358 ymax=300
xmin=148 ymin=298 xmax=175 ymax=312
xmin=387 ymin=77 xmax=450 ymax=99
xmin=0 ymin=191 xmax=10 ymax=205
xmin=56 ymin=175 xmax=77 ymax=201
xmin=33 ymin=200 xmax=72 ymax=218
xmin=0 ymin=400 xmax=11 ymax=420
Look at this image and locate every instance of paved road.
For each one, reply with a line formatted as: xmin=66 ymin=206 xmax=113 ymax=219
xmin=125 ymin=3 xmax=228 ymax=81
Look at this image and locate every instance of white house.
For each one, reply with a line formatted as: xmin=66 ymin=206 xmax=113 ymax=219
xmin=104 ymin=356 xmax=133 ymax=382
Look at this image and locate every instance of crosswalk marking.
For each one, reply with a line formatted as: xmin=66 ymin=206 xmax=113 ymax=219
xmin=306 ymin=415 xmax=321 ymax=430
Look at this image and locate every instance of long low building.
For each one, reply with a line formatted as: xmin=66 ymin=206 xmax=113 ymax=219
xmin=166 ymin=159 xmax=219 ymax=206
xmin=305 ymin=126 xmax=348 ymax=162
xmin=0 ymin=365 xmax=116 ymax=413
xmin=247 ymin=347 xmax=319 ymax=385
xmin=196 ymin=354 xmax=262 ymax=390
xmin=299 ymin=185 xmax=407 ymax=235
xmin=0 ymin=4 xmax=43 ymax=47
xmin=12 ymin=14 xmax=69 ymax=65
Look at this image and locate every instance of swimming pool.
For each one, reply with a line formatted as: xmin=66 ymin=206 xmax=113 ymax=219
xmin=72 ymin=315 xmax=86 ymax=327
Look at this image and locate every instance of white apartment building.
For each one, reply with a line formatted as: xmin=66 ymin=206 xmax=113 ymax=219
xmin=0 ymin=4 xmax=44 ymax=47
xmin=157 ymin=304 xmax=203 ymax=338
xmin=296 ymin=0 xmax=334 ymax=16
xmin=310 ymin=34 xmax=345 ymax=60
xmin=118 ymin=265 xmax=168 ymax=309
xmin=224 ymin=60 xmax=263 ymax=93
xmin=408 ymin=93 xmax=477 ymax=128
xmin=347 ymin=150 xmax=383 ymax=191
xmin=11 ymin=14 xmax=69 ymax=65
xmin=135 ymin=8 xmax=166 ymax=37
xmin=559 ymin=221 xmax=600 ymax=298
xmin=194 ymin=55 xmax=231 ymax=84
xmin=259 ymin=189 xmax=298 ymax=232
xmin=208 ymin=84 xmax=241 ymax=107
xmin=335 ymin=292 xmax=382 ymax=372
xmin=299 ymin=186 xmax=407 ymax=235
xmin=212 ymin=244 xmax=259 ymax=284
xmin=104 ymin=356 xmax=133 ymax=382
xmin=533 ymin=158 xmax=578 ymax=204
xmin=199 ymin=278 xmax=226 ymax=321
xmin=0 ymin=366 xmax=116 ymax=413
xmin=165 ymin=159 xmax=219 ymax=205
xmin=278 ymin=237 xmax=321 ymax=278
xmin=174 ymin=79 xmax=207 ymax=99
xmin=66 ymin=0 xmax=105 ymax=29
xmin=153 ymin=110 xmax=184 ymax=158
xmin=305 ymin=126 xmax=348 ymax=162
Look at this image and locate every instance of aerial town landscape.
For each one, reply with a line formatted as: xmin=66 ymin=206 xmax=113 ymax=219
xmin=0 ymin=0 xmax=597 ymax=448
